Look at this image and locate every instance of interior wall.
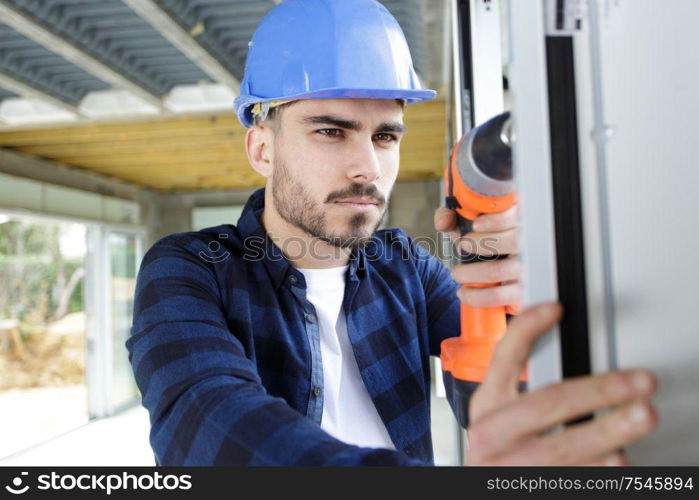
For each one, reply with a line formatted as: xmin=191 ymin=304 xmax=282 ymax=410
xmin=388 ymin=179 xmax=443 ymax=248
xmin=0 ymin=149 xmax=158 ymax=241
xmin=0 ymin=148 xmax=447 ymax=255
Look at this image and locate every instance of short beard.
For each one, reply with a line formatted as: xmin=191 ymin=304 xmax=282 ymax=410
xmin=270 ymin=157 xmax=386 ymax=250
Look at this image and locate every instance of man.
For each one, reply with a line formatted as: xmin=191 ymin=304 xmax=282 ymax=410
xmin=127 ymin=0 xmax=656 ymax=465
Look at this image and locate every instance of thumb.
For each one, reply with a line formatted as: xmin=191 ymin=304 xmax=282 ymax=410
xmin=472 ymin=302 xmax=562 ymax=420
xmin=434 ymin=206 xmax=456 ymax=232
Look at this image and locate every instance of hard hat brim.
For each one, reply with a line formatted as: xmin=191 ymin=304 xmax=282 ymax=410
xmin=235 ymin=87 xmax=437 ymax=128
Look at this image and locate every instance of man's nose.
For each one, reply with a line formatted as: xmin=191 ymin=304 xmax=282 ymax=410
xmin=345 ymin=137 xmax=381 ymax=183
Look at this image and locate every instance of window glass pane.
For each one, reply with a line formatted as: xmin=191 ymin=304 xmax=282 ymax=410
xmin=191 ymin=206 xmax=244 ymax=231
xmin=109 ymin=233 xmax=138 ymax=410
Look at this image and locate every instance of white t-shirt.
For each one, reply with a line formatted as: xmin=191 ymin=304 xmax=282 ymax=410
xmin=297 ymin=265 xmax=395 ymax=449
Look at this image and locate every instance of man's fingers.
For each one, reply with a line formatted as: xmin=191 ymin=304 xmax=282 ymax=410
xmin=435 ymin=207 xmax=521 ymax=260
xmin=505 ymin=304 xmax=521 ymax=315
xmin=480 ymin=400 xmax=657 ymax=466
xmin=479 ymin=303 xmax=561 ymax=396
xmin=456 ymin=282 xmax=522 ymax=309
xmin=434 ymin=207 xmax=457 ymax=232
xmin=451 ymin=255 xmax=520 ymax=285
xmin=488 ymin=370 xmax=656 ymax=448
xmin=436 ymin=205 xmax=520 ymax=234
xmin=458 ymin=228 xmax=519 ymax=256
xmin=472 ymin=204 xmax=519 ymax=233
xmin=434 ymin=207 xmax=463 ymax=246
xmin=578 ymin=452 xmax=629 ymax=466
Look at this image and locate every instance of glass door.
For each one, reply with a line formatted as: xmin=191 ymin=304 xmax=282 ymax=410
xmin=108 ymin=232 xmax=140 ymax=412
xmin=85 ymin=227 xmax=143 ymax=419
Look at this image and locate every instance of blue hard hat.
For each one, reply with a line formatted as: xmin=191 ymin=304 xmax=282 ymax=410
xmin=234 ymin=0 xmax=437 ymax=128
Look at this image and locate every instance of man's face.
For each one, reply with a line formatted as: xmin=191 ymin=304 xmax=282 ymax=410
xmin=268 ymin=98 xmax=404 ymax=249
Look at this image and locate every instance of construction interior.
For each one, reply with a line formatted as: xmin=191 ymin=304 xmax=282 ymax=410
xmin=2 ymin=0 xmax=698 ymax=467
xmin=0 ymin=0 xmax=460 ymax=465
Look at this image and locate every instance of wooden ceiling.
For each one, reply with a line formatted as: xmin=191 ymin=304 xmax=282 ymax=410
xmin=0 ymin=99 xmax=447 ymax=192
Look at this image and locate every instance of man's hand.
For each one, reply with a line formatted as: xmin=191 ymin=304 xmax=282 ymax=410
xmin=467 ymin=302 xmax=658 ymax=465
xmin=434 ymin=206 xmax=521 ymax=314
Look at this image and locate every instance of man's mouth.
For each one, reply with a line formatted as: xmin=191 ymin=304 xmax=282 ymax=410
xmin=333 ymin=197 xmax=380 ymax=211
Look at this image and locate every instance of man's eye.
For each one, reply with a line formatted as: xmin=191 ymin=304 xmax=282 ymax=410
xmin=373 ymin=133 xmax=398 ymax=142
xmin=317 ymin=128 xmax=343 ymax=137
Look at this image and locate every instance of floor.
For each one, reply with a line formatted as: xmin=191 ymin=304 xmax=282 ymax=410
xmin=1 ymin=389 xmax=459 ymax=466
xmin=1 ymin=403 xmax=154 ymax=466
xmin=1 ymin=385 xmax=90 ymax=460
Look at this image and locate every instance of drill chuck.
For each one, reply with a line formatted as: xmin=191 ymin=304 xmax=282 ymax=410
xmin=454 ymin=111 xmax=515 ymax=198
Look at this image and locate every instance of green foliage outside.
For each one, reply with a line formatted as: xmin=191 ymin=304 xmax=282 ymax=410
xmin=0 ymin=220 xmax=84 ymax=326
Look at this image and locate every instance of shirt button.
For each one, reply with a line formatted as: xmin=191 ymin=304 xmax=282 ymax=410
xmin=312 ymin=387 xmax=322 ymax=397
xmin=306 ymin=313 xmax=317 ymax=324
xmin=288 ymin=275 xmax=298 ymax=284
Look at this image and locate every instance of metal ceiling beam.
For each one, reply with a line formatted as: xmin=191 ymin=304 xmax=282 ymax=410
xmin=0 ymin=1 xmax=164 ymax=110
xmin=0 ymin=70 xmax=82 ymax=116
xmin=121 ymin=0 xmax=240 ymax=94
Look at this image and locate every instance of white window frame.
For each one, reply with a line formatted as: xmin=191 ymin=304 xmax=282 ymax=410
xmin=85 ymin=224 xmax=145 ymax=419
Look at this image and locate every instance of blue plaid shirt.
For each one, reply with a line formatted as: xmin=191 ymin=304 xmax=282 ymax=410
xmin=127 ymin=187 xmax=460 ymax=465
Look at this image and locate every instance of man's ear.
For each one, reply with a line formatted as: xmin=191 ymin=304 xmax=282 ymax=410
xmin=245 ymin=124 xmax=274 ymax=178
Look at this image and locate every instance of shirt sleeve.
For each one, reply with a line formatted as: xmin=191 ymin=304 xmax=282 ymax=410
xmin=127 ymin=235 xmax=428 ymax=466
xmin=407 ymin=234 xmax=476 ymax=427
xmin=407 ymin=236 xmax=461 ymax=357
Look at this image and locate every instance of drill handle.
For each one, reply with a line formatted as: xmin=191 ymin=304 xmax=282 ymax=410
xmin=455 ymin=212 xmax=505 ymax=265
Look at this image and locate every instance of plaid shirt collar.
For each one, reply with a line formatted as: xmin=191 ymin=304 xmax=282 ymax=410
xmin=237 ymin=187 xmax=368 ymax=290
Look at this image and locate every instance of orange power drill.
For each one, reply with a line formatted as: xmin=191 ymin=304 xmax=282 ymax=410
xmin=440 ymin=111 xmax=525 ymax=428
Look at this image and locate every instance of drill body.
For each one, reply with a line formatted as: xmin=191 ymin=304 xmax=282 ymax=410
xmin=441 ymin=112 xmax=524 ymax=428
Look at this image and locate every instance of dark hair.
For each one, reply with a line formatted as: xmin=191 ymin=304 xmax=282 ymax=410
xmin=252 ymin=98 xmax=405 ymax=130
xmin=251 ymin=101 xmax=297 ymax=130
